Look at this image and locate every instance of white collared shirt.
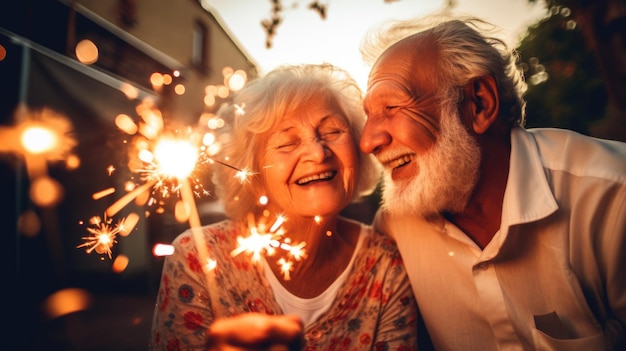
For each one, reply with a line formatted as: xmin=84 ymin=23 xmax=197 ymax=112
xmin=375 ymin=127 xmax=626 ymax=350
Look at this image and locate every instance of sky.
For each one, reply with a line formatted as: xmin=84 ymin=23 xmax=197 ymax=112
xmin=201 ymin=0 xmax=548 ymax=89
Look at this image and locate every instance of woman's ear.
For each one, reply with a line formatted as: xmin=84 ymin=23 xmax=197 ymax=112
xmin=464 ymin=75 xmax=500 ymax=134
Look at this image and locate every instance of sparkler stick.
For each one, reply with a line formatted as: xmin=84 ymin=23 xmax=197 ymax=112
xmin=210 ymin=158 xmax=242 ymax=172
xmin=180 ymin=179 xmax=224 ymax=317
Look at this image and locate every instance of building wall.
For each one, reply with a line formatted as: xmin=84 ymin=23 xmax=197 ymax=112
xmin=76 ymin=0 xmax=259 ymax=124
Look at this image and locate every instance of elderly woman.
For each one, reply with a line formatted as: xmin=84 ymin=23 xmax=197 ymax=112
xmin=150 ymin=64 xmax=417 ymax=350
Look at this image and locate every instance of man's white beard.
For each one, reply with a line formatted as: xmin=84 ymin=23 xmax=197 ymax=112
xmin=381 ymin=106 xmax=481 ymax=217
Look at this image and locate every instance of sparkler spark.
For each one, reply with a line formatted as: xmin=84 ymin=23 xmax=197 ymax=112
xmin=231 ymin=213 xmax=307 ymax=280
xmin=77 ymin=213 xmax=138 ymax=259
xmin=77 ymin=216 xmax=122 ymax=258
xmin=0 ymin=105 xmax=77 ymax=183
xmin=82 ymin=104 xmax=244 ymax=258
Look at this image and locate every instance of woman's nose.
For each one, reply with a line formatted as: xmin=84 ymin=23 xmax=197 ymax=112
xmin=302 ymin=138 xmax=331 ymax=162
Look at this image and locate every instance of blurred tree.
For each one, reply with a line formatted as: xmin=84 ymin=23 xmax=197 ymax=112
xmin=262 ymin=0 xmax=327 ymax=48
xmin=517 ymin=7 xmax=607 ymax=134
xmin=524 ymin=0 xmax=626 ymax=141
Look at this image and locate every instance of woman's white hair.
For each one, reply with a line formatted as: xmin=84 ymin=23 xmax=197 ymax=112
xmin=213 ymin=63 xmax=381 ymax=222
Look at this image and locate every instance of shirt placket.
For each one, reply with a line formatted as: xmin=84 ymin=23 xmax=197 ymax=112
xmin=472 ymin=238 xmax=522 ymax=351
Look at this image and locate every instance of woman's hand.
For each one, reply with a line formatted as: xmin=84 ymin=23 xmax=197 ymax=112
xmin=207 ymin=313 xmax=304 ymax=351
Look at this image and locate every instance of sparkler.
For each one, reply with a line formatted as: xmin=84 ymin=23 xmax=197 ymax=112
xmin=76 ymin=214 xmax=137 ymax=258
xmin=231 ymin=213 xmax=307 ymax=280
xmin=79 ymin=98 xmax=250 ymax=282
xmin=76 ymin=70 xmax=307 ymax=283
xmin=0 ymin=105 xmax=77 ymax=207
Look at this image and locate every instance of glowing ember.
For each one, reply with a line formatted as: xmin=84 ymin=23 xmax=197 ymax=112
xmin=277 ymin=258 xmax=294 ymax=280
xmin=153 ymin=243 xmax=175 ymax=256
xmin=153 ymin=138 xmax=199 ymax=179
xmin=77 ymin=215 xmax=122 ymax=258
xmin=234 ymin=103 xmax=246 ymax=115
xmin=21 ymin=126 xmax=57 ymax=154
xmin=106 ymin=165 xmax=116 ymax=176
xmin=231 ymin=213 xmax=306 ymax=280
xmin=76 ymin=213 xmax=137 ymax=259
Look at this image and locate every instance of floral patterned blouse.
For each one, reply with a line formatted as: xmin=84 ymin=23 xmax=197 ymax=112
xmin=150 ymin=219 xmax=418 ymax=350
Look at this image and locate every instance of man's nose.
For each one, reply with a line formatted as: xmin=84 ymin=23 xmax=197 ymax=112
xmin=360 ymin=120 xmax=390 ymax=154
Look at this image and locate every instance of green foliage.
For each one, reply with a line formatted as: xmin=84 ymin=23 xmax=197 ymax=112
xmin=516 ymin=7 xmax=607 ymax=134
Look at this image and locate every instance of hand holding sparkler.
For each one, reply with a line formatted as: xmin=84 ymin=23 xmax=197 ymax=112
xmin=206 ymin=313 xmax=304 ymax=351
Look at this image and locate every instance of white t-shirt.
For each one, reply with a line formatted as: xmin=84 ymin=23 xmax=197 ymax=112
xmin=262 ymin=228 xmax=365 ymax=327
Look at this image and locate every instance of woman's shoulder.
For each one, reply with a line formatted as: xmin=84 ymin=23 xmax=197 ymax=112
xmin=340 ymin=218 xmax=401 ymax=257
xmin=362 ymin=224 xmax=400 ymax=250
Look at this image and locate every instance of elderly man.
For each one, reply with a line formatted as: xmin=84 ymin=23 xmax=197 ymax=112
xmin=359 ymin=14 xmax=626 ymax=350
xmin=197 ymin=14 xmax=626 ymax=351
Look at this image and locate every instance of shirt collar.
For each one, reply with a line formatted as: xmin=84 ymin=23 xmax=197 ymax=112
xmin=502 ymin=127 xmax=559 ymax=227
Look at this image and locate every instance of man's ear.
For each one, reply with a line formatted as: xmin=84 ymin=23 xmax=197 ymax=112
xmin=465 ymin=75 xmax=499 ymax=134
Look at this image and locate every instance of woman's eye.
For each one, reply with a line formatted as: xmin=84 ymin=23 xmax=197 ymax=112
xmin=276 ymin=141 xmax=298 ymax=151
xmin=320 ymin=129 xmax=343 ymax=141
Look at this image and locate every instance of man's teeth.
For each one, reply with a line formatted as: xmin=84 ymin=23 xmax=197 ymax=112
xmin=296 ymin=171 xmax=335 ymax=185
xmin=387 ymin=155 xmax=412 ymax=169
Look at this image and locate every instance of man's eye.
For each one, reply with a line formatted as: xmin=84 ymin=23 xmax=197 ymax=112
xmin=386 ymin=106 xmax=400 ymax=113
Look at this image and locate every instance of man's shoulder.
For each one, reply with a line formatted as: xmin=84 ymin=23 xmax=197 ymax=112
xmin=372 ymin=210 xmax=439 ymax=242
xmin=520 ymin=127 xmax=626 ymax=180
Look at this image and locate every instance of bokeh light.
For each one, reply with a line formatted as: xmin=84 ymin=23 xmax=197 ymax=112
xmin=30 ymin=176 xmax=64 ymax=207
xmin=43 ymin=288 xmax=92 ymax=319
xmin=17 ymin=210 xmax=41 ymax=237
xmin=0 ymin=44 xmax=6 ymax=61
xmin=21 ymin=126 xmax=56 ymax=154
xmin=75 ymin=39 xmax=98 ymax=65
